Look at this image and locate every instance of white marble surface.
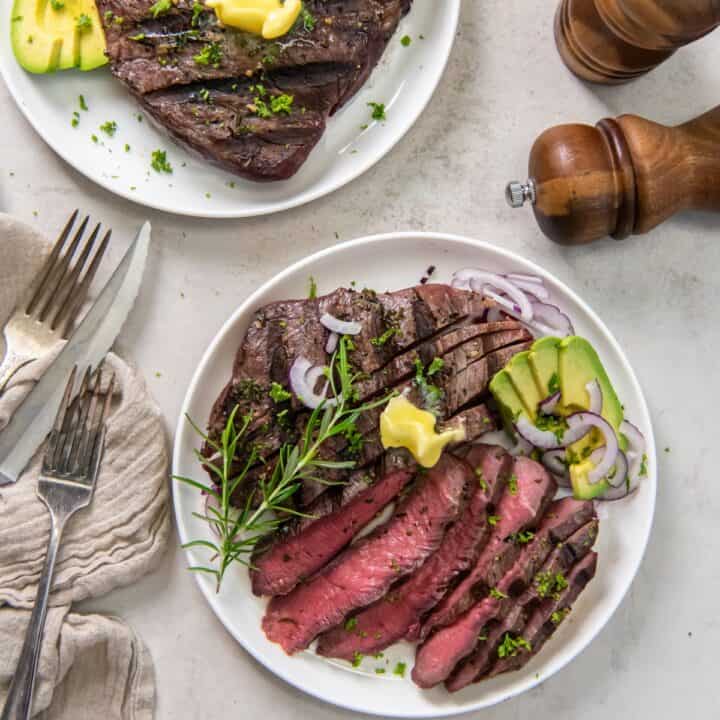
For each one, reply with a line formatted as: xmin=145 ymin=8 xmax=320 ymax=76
xmin=2 ymin=1 xmax=720 ymax=718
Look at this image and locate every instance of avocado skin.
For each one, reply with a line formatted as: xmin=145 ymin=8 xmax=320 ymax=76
xmin=11 ymin=0 xmax=108 ymax=74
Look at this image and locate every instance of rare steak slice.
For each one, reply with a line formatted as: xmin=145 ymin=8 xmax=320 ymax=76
xmin=411 ymin=500 xmax=595 ymax=689
xmin=315 ymin=446 xmax=510 ymax=660
xmin=444 ymin=518 xmax=599 ymax=692
xmin=261 ymin=454 xmax=470 ymax=654
xmin=419 ymin=457 xmax=557 ymax=640
xmin=250 ymin=469 xmax=412 ymax=597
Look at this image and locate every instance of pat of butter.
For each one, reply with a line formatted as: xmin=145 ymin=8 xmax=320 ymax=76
xmin=380 ymin=396 xmax=465 ymax=469
xmin=205 ymin=0 xmax=302 ymax=40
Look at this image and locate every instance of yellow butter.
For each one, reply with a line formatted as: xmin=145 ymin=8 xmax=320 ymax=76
xmin=380 ymin=396 xmax=465 ymax=469
xmin=205 ymin=0 xmax=302 ymax=39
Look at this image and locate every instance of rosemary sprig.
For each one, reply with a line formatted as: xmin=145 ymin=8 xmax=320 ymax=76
xmin=175 ymin=336 xmax=390 ymax=592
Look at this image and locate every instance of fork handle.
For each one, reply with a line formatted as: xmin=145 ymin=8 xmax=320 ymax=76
xmin=0 ymin=350 xmax=35 ymax=396
xmin=1 ymin=512 xmax=66 ymax=720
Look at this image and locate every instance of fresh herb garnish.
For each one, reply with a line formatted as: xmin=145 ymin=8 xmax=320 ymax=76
xmin=639 ymin=453 xmax=649 ymax=477
xmin=76 ymin=13 xmax=92 ymax=32
xmin=368 ymin=102 xmax=386 ymax=121
xmin=50 ymin=0 xmax=65 ymax=10
xmin=308 ymin=276 xmax=318 ymax=299
xmin=194 ymin=42 xmax=223 ymax=67
xmin=175 ymin=337 xmax=391 ymax=591
xmin=489 ymin=587 xmax=508 ymax=600
xmin=507 ymin=472 xmax=518 ymax=495
xmin=393 ymin=662 xmax=407 ymax=678
xmin=270 ymin=94 xmax=294 ymax=115
xmin=375 ymin=667 xmax=386 ymax=674
xmin=149 ymin=0 xmax=173 ymax=18
xmin=509 ymin=530 xmax=535 ymax=545
xmin=71 ymin=111 xmax=80 ymax=128
xmin=535 ymin=413 xmax=568 ymax=443
xmin=412 ymin=358 xmax=444 ymax=415
xmin=547 ymin=372 xmax=561 ymax=395
xmin=551 ymin=608 xmax=570 ymax=625
xmin=475 ymin=467 xmax=488 ymax=492
xmin=426 ymin=358 xmax=445 ymax=376
xmin=191 ymin=1 xmax=204 ymax=26
xmin=345 ymin=617 xmax=358 ymax=632
xmin=497 ymin=633 xmax=531 ymax=659
xmin=99 ymin=120 xmax=117 ymax=137
xmin=371 ymin=327 xmax=399 ymax=346
xmin=269 ymin=382 xmax=292 ymax=404
xmin=151 ymin=149 xmax=173 ymax=174
xmin=400 ymin=35 xmax=411 ymax=46
xmin=128 ymin=33 xmax=146 ymax=41
xmin=488 ymin=514 xmax=500 ymax=526
xmin=301 ymin=7 xmax=316 ymax=31
xmin=535 ymin=571 xmax=568 ymax=599
xmin=352 ymin=651 xmax=363 ymax=668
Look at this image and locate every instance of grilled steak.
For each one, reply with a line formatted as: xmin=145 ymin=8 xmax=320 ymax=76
xmin=315 ymin=447 xmax=510 ymax=661
xmin=97 ymin=1 xmax=413 ymax=180
xmin=411 ymin=499 xmax=595 ymax=689
xmin=444 ymin=518 xmax=599 ymax=692
xmin=250 ymin=469 xmax=413 ymax=597
xmin=419 ymin=457 xmax=557 ymax=640
xmin=261 ymin=454 xmax=471 ymax=654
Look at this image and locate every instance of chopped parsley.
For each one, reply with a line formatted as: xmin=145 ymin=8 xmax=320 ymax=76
xmin=489 ymin=587 xmax=508 ymax=600
xmin=401 ymin=34 xmax=411 ymax=46
xmin=371 ymin=327 xmax=400 ymax=346
xmin=308 ymin=276 xmax=318 ymax=299
xmin=91 ymin=134 xmax=98 ymax=143
xmin=488 ymin=514 xmax=500 ymax=526
xmin=344 ymin=427 xmax=364 ymax=456
xmin=124 ymin=143 xmax=131 ymax=152
xmin=426 ymin=358 xmax=445 ymax=376
xmin=150 ymin=149 xmax=173 ymax=174
xmin=547 ymin=372 xmax=561 ymax=395
xmin=270 ymin=94 xmax=294 ymax=115
xmin=509 ymin=530 xmax=535 ymax=545
xmin=535 ymin=571 xmax=568 ymax=599
xmin=71 ymin=111 xmax=80 ymax=128
xmin=639 ymin=453 xmax=649 ymax=476
xmin=507 ymin=472 xmax=518 ymax=495
xmin=375 ymin=667 xmax=386 ymax=675
xmin=497 ymin=633 xmax=531 ymax=659
xmin=412 ymin=358 xmax=444 ymax=415
xmin=128 ymin=33 xmax=146 ymax=41
xmin=351 ymin=651 xmax=363 ymax=668
xmin=198 ymin=88 xmax=211 ymax=103
xmin=76 ymin=13 xmax=92 ymax=32
xmin=551 ymin=608 xmax=570 ymax=625
xmin=99 ymin=120 xmax=117 ymax=137
xmin=301 ymin=7 xmax=316 ymax=31
xmin=269 ymin=382 xmax=292 ymax=404
xmin=50 ymin=0 xmax=65 ymax=10
xmin=191 ymin=2 xmax=204 ymax=26
xmin=344 ymin=617 xmax=358 ymax=632
xmin=149 ymin=0 xmax=173 ymax=18
xmin=535 ymin=413 xmax=568 ymax=443
xmin=368 ymin=102 xmax=387 ymax=121
xmin=194 ymin=42 xmax=223 ymax=67
xmin=475 ymin=467 xmax=488 ymax=492
xmin=393 ymin=662 xmax=407 ymax=678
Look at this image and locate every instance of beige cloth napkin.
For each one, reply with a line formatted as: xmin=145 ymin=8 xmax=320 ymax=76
xmin=0 ymin=214 xmax=170 ymax=718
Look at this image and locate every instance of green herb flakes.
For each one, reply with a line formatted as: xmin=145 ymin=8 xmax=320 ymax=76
xmin=50 ymin=0 xmax=65 ymax=10
xmin=401 ymin=35 xmax=411 ymax=46
xmin=149 ymin=0 xmax=173 ymax=18
xmin=393 ymin=662 xmax=407 ymax=678
xmin=194 ymin=42 xmax=223 ymax=67
xmin=551 ymin=608 xmax=570 ymax=625
xmin=489 ymin=587 xmax=508 ymax=600
xmin=76 ymin=13 xmax=92 ymax=32
xmin=497 ymin=633 xmax=531 ymax=659
xmin=269 ymin=382 xmax=292 ymax=404
xmin=151 ymin=149 xmax=173 ymax=174
xmin=308 ymin=276 xmax=318 ymax=299
xmin=351 ymin=651 xmax=363 ymax=668
xmin=547 ymin=371 xmax=561 ymax=395
xmin=191 ymin=1 xmax=204 ymax=26
xmin=488 ymin=514 xmax=500 ymax=526
xmin=345 ymin=617 xmax=358 ymax=632
xmin=99 ymin=120 xmax=117 ymax=137
xmin=79 ymin=94 xmax=88 ymax=111
xmin=371 ymin=327 xmax=399 ymax=346
xmin=368 ymin=102 xmax=386 ymax=121
xmin=507 ymin=473 xmax=518 ymax=496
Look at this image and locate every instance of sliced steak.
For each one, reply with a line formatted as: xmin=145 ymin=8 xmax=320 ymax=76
xmin=315 ymin=447 xmax=510 ymax=660
xmin=419 ymin=457 xmax=557 ymax=640
xmin=444 ymin=518 xmax=599 ymax=692
xmin=411 ymin=501 xmax=595 ymax=689
xmin=250 ymin=469 xmax=413 ymax=597
xmin=484 ymin=552 xmax=598 ymax=679
xmin=262 ymin=454 xmax=471 ymax=654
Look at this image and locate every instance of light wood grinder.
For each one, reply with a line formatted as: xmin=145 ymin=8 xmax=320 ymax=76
xmin=506 ymin=106 xmax=720 ymax=245
xmin=555 ymin=0 xmax=720 ymax=85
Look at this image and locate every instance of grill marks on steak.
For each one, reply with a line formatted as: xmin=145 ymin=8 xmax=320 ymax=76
xmin=419 ymin=457 xmax=557 ymax=641
xmin=250 ymin=469 xmax=412 ymax=597
xmin=411 ymin=500 xmax=597 ymax=690
xmin=97 ymin=0 xmax=412 ymax=179
xmin=261 ymin=455 xmax=471 ymax=654
xmin=315 ymin=447 xmax=510 ymax=661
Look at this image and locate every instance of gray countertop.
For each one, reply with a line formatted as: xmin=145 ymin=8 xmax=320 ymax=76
xmin=2 ymin=1 xmax=719 ymax=717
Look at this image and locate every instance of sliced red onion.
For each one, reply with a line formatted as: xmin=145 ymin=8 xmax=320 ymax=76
xmin=506 ymin=279 xmax=550 ymax=301
xmin=509 ymin=434 xmax=534 ymax=457
xmin=586 ymin=379 xmax=603 ymax=414
xmin=453 ymin=269 xmax=533 ymax=321
xmin=590 ymin=449 xmax=636 ymax=500
xmin=505 ymin=272 xmax=543 ymax=285
xmin=539 ymin=391 xmax=561 ymax=415
xmin=289 ymin=357 xmax=337 ymax=409
xmin=515 ymin=415 xmax=564 ymax=450
xmin=531 ymin=302 xmax=574 ymax=337
xmin=320 ymin=312 xmax=362 ymax=336
xmin=542 ymin=449 xmax=569 ymax=482
xmin=566 ymin=412 xmax=618 ymax=484
xmin=325 ymin=332 xmax=339 ymax=354
xmin=620 ymin=419 xmax=646 ymax=482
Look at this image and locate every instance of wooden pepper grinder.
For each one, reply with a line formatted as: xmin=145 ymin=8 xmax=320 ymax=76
xmin=506 ymin=106 xmax=720 ymax=245
xmin=555 ymin=0 xmax=720 ymax=84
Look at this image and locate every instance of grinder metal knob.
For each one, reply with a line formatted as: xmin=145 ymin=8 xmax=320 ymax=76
xmin=505 ymin=180 xmax=536 ymax=209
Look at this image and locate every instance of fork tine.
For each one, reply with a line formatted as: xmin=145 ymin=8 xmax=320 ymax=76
xmin=33 ymin=215 xmax=89 ymax=322
xmin=77 ymin=370 xmax=114 ymax=479
xmin=55 ymin=228 xmax=112 ymax=338
xmin=65 ymin=368 xmax=94 ymax=472
xmin=24 ymin=210 xmax=78 ymax=315
xmin=43 ymin=366 xmax=78 ymax=473
xmin=47 ymin=222 xmax=102 ymax=332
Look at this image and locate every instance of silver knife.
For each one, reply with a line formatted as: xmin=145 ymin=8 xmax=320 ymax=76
xmin=0 ymin=222 xmax=150 ymax=485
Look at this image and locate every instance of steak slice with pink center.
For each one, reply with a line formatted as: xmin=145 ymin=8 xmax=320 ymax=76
xmin=262 ymin=454 xmax=471 ymax=654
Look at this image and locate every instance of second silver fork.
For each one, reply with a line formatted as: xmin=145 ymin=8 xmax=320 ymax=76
xmin=0 ymin=212 xmax=111 ymax=395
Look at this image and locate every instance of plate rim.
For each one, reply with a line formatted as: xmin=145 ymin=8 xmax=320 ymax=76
xmin=171 ymin=231 xmax=657 ymax=717
xmin=0 ymin=5 xmax=460 ymax=219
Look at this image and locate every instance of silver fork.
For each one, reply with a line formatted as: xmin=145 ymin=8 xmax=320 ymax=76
xmin=0 ymin=212 xmax=112 ymax=395
xmin=0 ymin=366 xmax=113 ymax=720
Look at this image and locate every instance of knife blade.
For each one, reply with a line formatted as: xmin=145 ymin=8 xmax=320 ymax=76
xmin=0 ymin=221 xmax=150 ymax=485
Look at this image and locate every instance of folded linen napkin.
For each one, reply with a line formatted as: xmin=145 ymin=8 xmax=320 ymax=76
xmin=0 ymin=214 xmax=170 ymax=719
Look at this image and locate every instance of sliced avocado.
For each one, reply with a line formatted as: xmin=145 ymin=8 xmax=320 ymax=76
xmin=505 ymin=351 xmax=542 ymax=420
xmin=11 ymin=0 xmax=107 ymax=74
xmin=558 ymin=336 xmax=624 ymax=430
xmin=528 ymin=336 xmax=562 ymax=398
xmin=570 ymin=459 xmax=610 ymax=500
xmin=489 ymin=370 xmax=525 ymax=430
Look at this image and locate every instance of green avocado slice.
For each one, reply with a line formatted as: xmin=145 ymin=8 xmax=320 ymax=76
xmin=488 ymin=370 xmax=525 ymax=430
xmin=506 ymin=351 xmax=543 ymax=420
xmin=528 ymin=336 xmax=561 ymax=399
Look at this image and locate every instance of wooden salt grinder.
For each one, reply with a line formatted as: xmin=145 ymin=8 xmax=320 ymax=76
xmin=505 ymin=106 xmax=720 ymax=245
xmin=555 ymin=0 xmax=720 ymax=84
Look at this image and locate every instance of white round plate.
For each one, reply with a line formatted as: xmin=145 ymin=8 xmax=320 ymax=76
xmin=172 ymin=233 xmax=656 ymax=717
xmin=0 ymin=5 xmax=459 ymax=219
